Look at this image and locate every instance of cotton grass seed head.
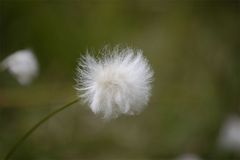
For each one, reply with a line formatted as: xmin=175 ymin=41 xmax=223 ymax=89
xmin=75 ymin=46 xmax=154 ymax=119
xmin=0 ymin=49 xmax=39 ymax=85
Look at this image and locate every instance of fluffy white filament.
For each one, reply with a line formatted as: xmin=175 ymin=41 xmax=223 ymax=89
xmin=0 ymin=49 xmax=39 ymax=85
xmin=75 ymin=47 xmax=153 ymax=119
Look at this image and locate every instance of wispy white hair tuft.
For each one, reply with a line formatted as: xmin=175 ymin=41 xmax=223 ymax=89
xmin=75 ymin=46 xmax=154 ymax=119
xmin=218 ymin=115 xmax=240 ymax=152
xmin=0 ymin=49 xmax=39 ymax=85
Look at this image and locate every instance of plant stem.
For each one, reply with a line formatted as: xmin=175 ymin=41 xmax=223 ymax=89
xmin=3 ymin=98 xmax=79 ymax=160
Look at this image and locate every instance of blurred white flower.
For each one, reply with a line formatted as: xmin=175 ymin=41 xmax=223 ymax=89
xmin=75 ymin=46 xmax=153 ymax=119
xmin=0 ymin=49 xmax=39 ymax=85
xmin=218 ymin=115 xmax=240 ymax=152
xmin=176 ymin=153 xmax=202 ymax=160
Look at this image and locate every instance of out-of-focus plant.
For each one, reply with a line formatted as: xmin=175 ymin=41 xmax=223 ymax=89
xmin=0 ymin=49 xmax=39 ymax=85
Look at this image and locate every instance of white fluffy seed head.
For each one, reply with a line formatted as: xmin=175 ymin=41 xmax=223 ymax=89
xmin=218 ymin=115 xmax=240 ymax=152
xmin=75 ymin=46 xmax=154 ymax=119
xmin=0 ymin=49 xmax=39 ymax=85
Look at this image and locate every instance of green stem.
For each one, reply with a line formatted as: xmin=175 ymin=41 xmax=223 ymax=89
xmin=3 ymin=98 xmax=79 ymax=160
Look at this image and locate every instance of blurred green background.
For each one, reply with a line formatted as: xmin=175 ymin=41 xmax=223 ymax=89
xmin=0 ymin=0 xmax=240 ymax=159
